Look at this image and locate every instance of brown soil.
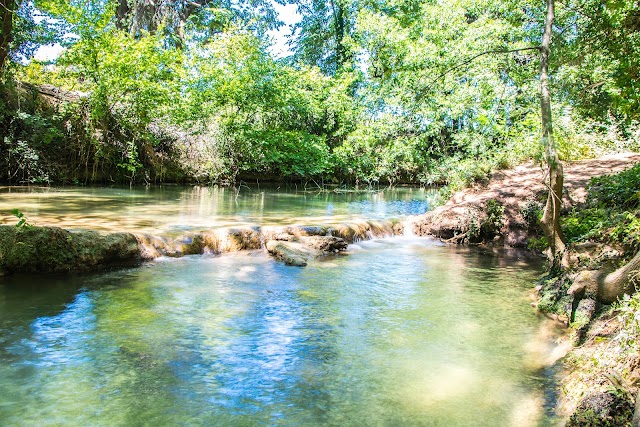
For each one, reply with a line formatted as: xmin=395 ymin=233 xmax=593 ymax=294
xmin=414 ymin=153 xmax=640 ymax=246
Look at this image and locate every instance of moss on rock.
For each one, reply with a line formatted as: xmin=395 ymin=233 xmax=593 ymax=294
xmin=566 ymin=391 xmax=634 ymax=426
xmin=0 ymin=225 xmax=142 ymax=275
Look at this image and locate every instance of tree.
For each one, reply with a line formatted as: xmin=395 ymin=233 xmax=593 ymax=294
xmin=0 ymin=0 xmax=67 ymax=73
xmin=290 ymin=0 xmax=354 ymax=75
xmin=538 ymin=0 xmax=567 ymax=267
xmin=114 ymin=0 xmax=283 ymax=48
xmin=556 ymin=0 xmax=640 ymax=124
xmin=0 ymin=0 xmax=17 ymax=72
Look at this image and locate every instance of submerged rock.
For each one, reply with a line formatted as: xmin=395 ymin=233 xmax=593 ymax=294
xmin=265 ymin=240 xmax=312 ymax=266
xmin=303 ymin=235 xmax=348 ymax=253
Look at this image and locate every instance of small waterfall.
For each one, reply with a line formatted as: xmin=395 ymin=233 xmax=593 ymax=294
xmin=133 ymin=219 xmax=408 ymax=260
xmin=402 ymin=215 xmax=418 ymax=237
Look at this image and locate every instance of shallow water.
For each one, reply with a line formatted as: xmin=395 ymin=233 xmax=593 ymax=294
xmin=0 ymin=237 xmax=557 ymax=426
xmin=0 ymin=185 xmax=432 ymax=234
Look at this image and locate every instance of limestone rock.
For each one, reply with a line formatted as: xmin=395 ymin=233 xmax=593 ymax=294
xmin=218 ymin=227 xmax=262 ymax=252
xmin=0 ymin=225 xmax=141 ymax=274
xmin=265 ymin=240 xmax=313 ymax=266
xmin=302 ymin=235 xmax=348 ymax=253
xmin=266 ymin=235 xmax=347 ymax=266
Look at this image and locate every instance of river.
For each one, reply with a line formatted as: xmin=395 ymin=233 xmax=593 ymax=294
xmin=0 ymin=185 xmax=559 ymax=425
xmin=0 ymin=185 xmax=431 ymax=234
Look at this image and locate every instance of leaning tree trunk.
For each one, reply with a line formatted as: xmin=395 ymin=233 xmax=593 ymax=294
xmin=602 ymin=249 xmax=640 ymax=302
xmin=570 ymin=249 xmax=640 ymax=304
xmin=0 ymin=0 xmax=16 ymax=72
xmin=539 ymin=0 xmax=567 ymax=267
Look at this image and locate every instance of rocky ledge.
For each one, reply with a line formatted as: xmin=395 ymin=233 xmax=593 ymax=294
xmin=0 ymin=226 xmax=142 ymax=275
xmin=0 ymin=220 xmax=400 ymax=275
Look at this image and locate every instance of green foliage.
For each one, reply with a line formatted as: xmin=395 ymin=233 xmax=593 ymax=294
xmin=562 ymin=166 xmax=640 ymax=255
xmin=557 ymin=0 xmax=640 ymax=124
xmin=564 ymin=208 xmax=640 ymax=255
xmin=333 ymin=114 xmax=432 ymax=184
xmin=178 ymin=31 xmax=359 ymax=182
xmin=10 ymin=209 xmax=32 ymax=229
xmin=614 ymin=293 xmax=640 ymax=353
xmin=562 ymin=208 xmax=608 ymax=243
xmin=536 ymin=275 xmax=572 ymax=316
xmin=290 ymin=0 xmax=356 ymax=75
xmin=238 ymin=129 xmax=332 ymax=178
xmin=481 ymin=199 xmax=504 ymax=238
xmin=2 ymin=0 xmax=640 ymax=186
xmin=466 ymin=210 xmax=481 ymax=242
xmin=5 ymin=1 xmax=66 ymax=68
xmin=520 ymin=199 xmax=543 ymax=229
xmin=588 ymin=164 xmax=640 ymax=210
xmin=528 ymin=235 xmax=549 ymax=252
xmin=455 ymin=199 xmax=505 ymax=244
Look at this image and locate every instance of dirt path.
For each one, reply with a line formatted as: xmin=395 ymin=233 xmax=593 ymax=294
xmin=414 ymin=153 xmax=640 ymax=246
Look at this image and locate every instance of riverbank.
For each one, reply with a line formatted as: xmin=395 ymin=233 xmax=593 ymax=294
xmin=412 ymin=152 xmax=640 ymax=247
xmin=412 ymin=152 xmax=640 ymax=425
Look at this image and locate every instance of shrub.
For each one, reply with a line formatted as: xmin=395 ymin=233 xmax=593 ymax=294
xmin=480 ymin=199 xmax=504 ymax=238
xmin=562 ymin=165 xmax=640 ymax=255
xmin=520 ymin=199 xmax=543 ymax=229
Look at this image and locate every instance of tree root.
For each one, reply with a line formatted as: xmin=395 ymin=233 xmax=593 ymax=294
xmin=443 ymin=232 xmax=467 ymax=244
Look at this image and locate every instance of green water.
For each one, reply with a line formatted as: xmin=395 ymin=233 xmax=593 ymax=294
xmin=0 ymin=185 xmax=432 ymax=234
xmin=0 ymin=238 xmax=558 ymax=426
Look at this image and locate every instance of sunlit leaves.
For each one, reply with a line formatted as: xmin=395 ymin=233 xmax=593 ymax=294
xmin=60 ymin=29 xmax=182 ymax=131
xmin=180 ymin=30 xmax=358 ymax=180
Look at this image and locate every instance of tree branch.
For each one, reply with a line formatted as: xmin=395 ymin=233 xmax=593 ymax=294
xmin=422 ymin=46 xmax=541 ymax=94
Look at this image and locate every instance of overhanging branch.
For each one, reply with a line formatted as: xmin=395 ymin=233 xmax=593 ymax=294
xmin=421 ymin=46 xmax=541 ymax=94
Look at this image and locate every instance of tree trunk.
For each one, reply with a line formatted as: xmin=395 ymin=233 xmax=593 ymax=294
xmin=0 ymin=0 xmax=16 ymax=72
xmin=634 ymin=387 xmax=640 ymax=427
xmin=539 ymin=0 xmax=567 ymax=267
xmin=330 ymin=0 xmax=348 ymax=71
xmin=115 ymin=0 xmax=131 ymax=31
xmin=569 ymin=250 xmax=640 ymax=304
xmin=601 ymin=249 xmax=640 ymax=302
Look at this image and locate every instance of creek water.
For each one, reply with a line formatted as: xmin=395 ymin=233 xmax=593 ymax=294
xmin=0 ymin=185 xmax=432 ymax=234
xmin=0 ymin=186 xmax=559 ymax=426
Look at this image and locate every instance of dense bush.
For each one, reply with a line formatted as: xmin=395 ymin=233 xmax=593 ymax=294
xmin=587 ymin=164 xmax=640 ymax=210
xmin=2 ymin=0 xmax=639 ymax=187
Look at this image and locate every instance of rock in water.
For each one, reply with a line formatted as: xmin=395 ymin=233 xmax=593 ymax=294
xmin=265 ymin=236 xmax=347 ymax=267
xmin=0 ymin=225 xmax=141 ymax=274
xmin=265 ymin=241 xmax=311 ymax=266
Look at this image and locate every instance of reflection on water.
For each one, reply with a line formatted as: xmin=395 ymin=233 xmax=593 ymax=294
xmin=0 ymin=238 xmax=557 ymax=426
xmin=0 ymin=185 xmax=433 ymax=235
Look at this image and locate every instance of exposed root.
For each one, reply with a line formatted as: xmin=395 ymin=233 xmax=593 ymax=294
xmin=443 ymin=232 xmax=467 ymax=244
